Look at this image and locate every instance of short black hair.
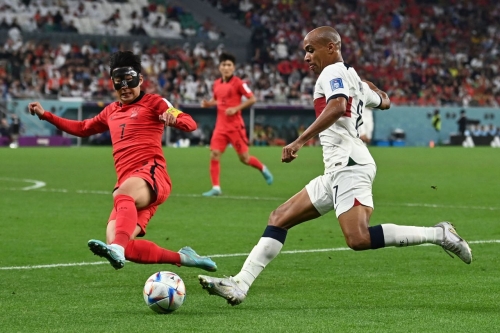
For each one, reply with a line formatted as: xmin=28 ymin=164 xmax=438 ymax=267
xmin=109 ymin=51 xmax=141 ymax=76
xmin=219 ymin=52 xmax=236 ymax=65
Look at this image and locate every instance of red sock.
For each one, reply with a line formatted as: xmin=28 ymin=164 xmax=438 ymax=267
xmin=210 ymin=159 xmax=220 ymax=186
xmin=248 ymin=156 xmax=264 ymax=171
xmin=112 ymin=195 xmax=137 ymax=248
xmin=125 ymin=239 xmax=181 ymax=265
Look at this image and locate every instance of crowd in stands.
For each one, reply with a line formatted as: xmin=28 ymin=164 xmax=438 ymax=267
xmin=209 ymin=0 xmax=500 ymax=107
xmin=0 ymin=0 xmax=223 ymax=40
xmin=1 ymin=0 xmax=500 ymax=107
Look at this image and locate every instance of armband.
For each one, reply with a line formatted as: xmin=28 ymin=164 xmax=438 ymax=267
xmin=167 ymin=107 xmax=183 ymax=118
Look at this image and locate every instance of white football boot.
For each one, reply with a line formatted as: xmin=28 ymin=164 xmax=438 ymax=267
xmin=198 ymin=275 xmax=247 ymax=306
xmin=435 ymin=222 xmax=472 ymax=264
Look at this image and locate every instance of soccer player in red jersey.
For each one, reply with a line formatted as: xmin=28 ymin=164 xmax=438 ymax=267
xmin=200 ymin=52 xmax=273 ymax=196
xmin=28 ymin=51 xmax=217 ymax=271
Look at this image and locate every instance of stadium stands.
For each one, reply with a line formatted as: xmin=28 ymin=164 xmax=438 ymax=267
xmin=207 ymin=0 xmax=500 ymax=107
xmin=0 ymin=0 xmax=499 ymax=107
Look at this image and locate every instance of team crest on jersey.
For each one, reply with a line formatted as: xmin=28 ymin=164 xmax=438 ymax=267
xmin=130 ymin=107 xmax=139 ymax=119
xmin=330 ymin=78 xmax=344 ymax=91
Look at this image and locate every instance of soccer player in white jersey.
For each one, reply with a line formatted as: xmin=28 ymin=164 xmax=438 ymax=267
xmin=198 ymin=26 xmax=472 ymax=306
xmin=358 ymin=107 xmax=373 ymax=144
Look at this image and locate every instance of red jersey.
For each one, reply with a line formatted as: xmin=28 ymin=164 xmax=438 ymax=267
xmin=213 ymin=75 xmax=253 ymax=131
xmin=41 ymin=92 xmax=196 ymax=183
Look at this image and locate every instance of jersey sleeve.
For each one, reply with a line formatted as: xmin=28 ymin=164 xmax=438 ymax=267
xmin=173 ymin=112 xmax=197 ymax=132
xmin=362 ymin=82 xmax=383 ymax=108
xmin=153 ymin=95 xmax=197 ymax=132
xmin=237 ymin=79 xmax=254 ymax=98
xmin=41 ymin=108 xmax=109 ymax=137
xmin=148 ymin=95 xmax=174 ymax=116
xmin=317 ymin=65 xmax=350 ymax=103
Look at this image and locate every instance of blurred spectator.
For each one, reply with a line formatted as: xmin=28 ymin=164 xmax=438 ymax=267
xmin=297 ymin=124 xmax=317 ymax=146
xmin=129 ymin=23 xmax=148 ymax=36
xmin=189 ymin=124 xmax=206 ymax=146
xmin=253 ymin=123 xmax=267 ymax=146
xmin=265 ymin=125 xmax=275 ymax=146
xmin=471 ymin=124 xmax=482 ymax=136
xmin=0 ymin=117 xmax=9 ymax=137
xmin=9 ymin=113 xmax=21 ymax=148
xmin=457 ymin=110 xmax=467 ymax=136
xmin=432 ymin=109 xmax=441 ymax=132
xmin=1 ymin=0 xmax=500 ymax=107
xmin=478 ymin=125 xmax=489 ymax=136
xmin=487 ymin=124 xmax=498 ymax=137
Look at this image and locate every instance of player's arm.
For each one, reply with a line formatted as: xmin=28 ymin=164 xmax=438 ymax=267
xmin=201 ymin=81 xmax=218 ymax=108
xmin=296 ymin=97 xmax=346 ymax=147
xmin=226 ymin=95 xmax=256 ymax=115
xmin=162 ymin=107 xmax=197 ymax=132
xmin=282 ymin=97 xmax=345 ymax=162
xmin=226 ymin=80 xmax=257 ymax=115
xmin=157 ymin=97 xmax=196 ymax=132
xmin=28 ymin=101 xmax=108 ymax=137
xmin=362 ymin=80 xmax=391 ymax=110
xmin=201 ymin=98 xmax=217 ymax=108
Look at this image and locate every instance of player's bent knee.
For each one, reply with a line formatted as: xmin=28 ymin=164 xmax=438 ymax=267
xmin=210 ymin=151 xmax=221 ymax=160
xmin=239 ymin=156 xmax=250 ymax=164
xmin=345 ymin=235 xmax=371 ymax=251
xmin=268 ymin=209 xmax=286 ymax=228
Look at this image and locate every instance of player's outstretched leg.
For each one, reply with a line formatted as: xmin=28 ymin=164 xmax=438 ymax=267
xmin=434 ymin=222 xmax=472 ymax=264
xmin=198 ymin=275 xmax=247 ymax=306
xmin=261 ymin=165 xmax=273 ymax=185
xmin=179 ymin=246 xmax=218 ymax=272
xmin=203 ymin=159 xmax=222 ymax=196
xmin=88 ymin=239 xmax=126 ymax=270
xmin=202 ymin=187 xmax=222 ymax=197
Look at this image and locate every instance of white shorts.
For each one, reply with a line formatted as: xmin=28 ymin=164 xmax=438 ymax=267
xmin=305 ymin=163 xmax=376 ymax=218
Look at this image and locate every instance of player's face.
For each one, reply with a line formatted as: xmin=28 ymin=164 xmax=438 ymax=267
xmin=113 ymin=74 xmax=143 ymax=104
xmin=219 ymin=60 xmax=235 ymax=78
xmin=303 ymin=36 xmax=333 ymax=74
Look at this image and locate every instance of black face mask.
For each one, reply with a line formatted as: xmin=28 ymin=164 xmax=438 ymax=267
xmin=111 ymin=67 xmax=140 ymax=90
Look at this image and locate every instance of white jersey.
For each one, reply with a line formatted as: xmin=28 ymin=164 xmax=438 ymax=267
xmin=358 ymin=107 xmax=374 ymax=140
xmin=313 ymin=62 xmax=382 ymax=173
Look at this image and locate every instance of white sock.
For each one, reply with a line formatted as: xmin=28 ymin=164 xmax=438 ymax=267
xmin=109 ymin=243 xmax=125 ymax=256
xmin=233 ymin=237 xmax=283 ymax=293
xmin=213 ymin=185 xmax=221 ymax=191
xmin=381 ymin=224 xmax=443 ymax=247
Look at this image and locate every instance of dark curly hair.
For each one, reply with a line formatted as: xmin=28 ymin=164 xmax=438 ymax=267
xmin=109 ymin=51 xmax=141 ymax=76
xmin=219 ymin=52 xmax=236 ymax=65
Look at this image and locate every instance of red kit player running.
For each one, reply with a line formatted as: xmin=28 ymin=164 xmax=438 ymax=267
xmin=200 ymin=52 xmax=273 ymax=196
xmin=28 ymin=51 xmax=217 ymax=271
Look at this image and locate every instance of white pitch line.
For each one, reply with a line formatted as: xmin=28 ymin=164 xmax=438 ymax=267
xmin=0 ymin=177 xmax=46 ymax=190
xmin=0 ymin=240 xmax=498 ymax=271
xmin=381 ymin=202 xmax=500 ymax=211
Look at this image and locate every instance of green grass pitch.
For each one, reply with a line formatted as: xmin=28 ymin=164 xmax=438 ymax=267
xmin=0 ymin=146 xmax=499 ymax=333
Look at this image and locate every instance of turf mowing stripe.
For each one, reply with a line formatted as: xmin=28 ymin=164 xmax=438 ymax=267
xmin=2 ymin=186 xmax=500 ymax=211
xmin=1 ymin=240 xmax=498 ymax=271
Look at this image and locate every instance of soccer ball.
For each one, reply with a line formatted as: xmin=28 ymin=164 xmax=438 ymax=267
xmin=143 ymin=271 xmax=186 ymax=314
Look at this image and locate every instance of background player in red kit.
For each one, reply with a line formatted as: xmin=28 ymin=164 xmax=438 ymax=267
xmin=200 ymin=52 xmax=273 ymax=196
xmin=28 ymin=51 xmax=217 ymax=272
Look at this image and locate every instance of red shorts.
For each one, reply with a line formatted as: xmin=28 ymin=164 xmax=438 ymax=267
xmin=210 ymin=128 xmax=249 ymax=154
xmin=109 ymin=160 xmax=172 ymax=236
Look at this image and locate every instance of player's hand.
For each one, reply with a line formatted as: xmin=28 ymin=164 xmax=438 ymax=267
xmin=159 ymin=112 xmax=177 ymax=127
xmin=28 ymin=102 xmax=45 ymax=118
xmin=225 ymin=107 xmax=239 ymax=115
xmin=281 ymin=141 xmax=303 ymax=163
xmin=201 ymin=99 xmax=211 ymax=108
